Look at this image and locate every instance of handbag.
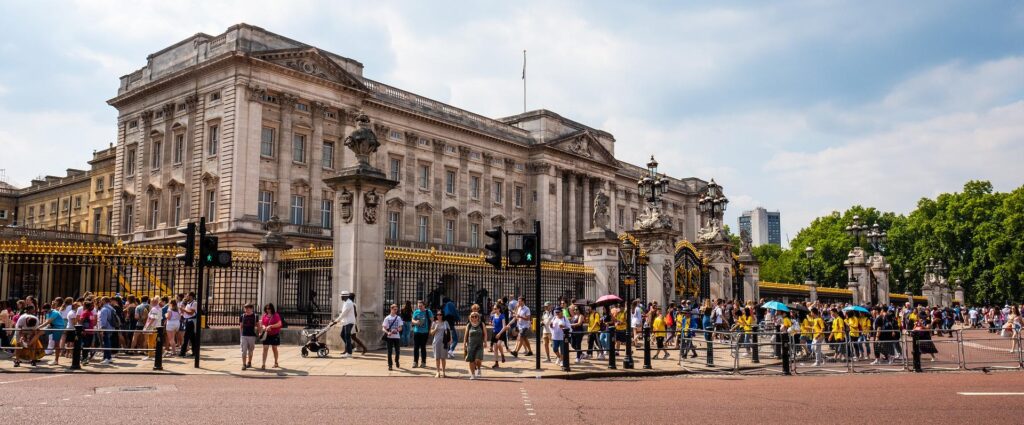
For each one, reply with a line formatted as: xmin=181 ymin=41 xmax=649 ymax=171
xmin=443 ymin=326 xmax=452 ymax=346
xmin=381 ymin=316 xmax=397 ymax=343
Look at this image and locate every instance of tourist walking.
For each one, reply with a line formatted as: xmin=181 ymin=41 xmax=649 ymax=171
xmin=489 ymin=305 xmax=508 ymax=368
xmin=411 ymin=300 xmax=431 ymax=368
xmin=442 ymin=297 xmax=460 ymax=357
xmin=542 ymin=302 xmax=554 ymax=362
xmin=400 ymin=301 xmax=413 ymax=347
xmin=511 ymin=296 xmax=533 ymax=357
xmin=98 ymin=297 xmax=116 ymax=365
xmin=336 ymin=291 xmax=356 ymax=358
xmin=549 ymin=308 xmax=570 ymax=368
xmin=260 ymin=303 xmax=282 ymax=369
xmin=179 ymin=292 xmax=198 ymax=357
xmin=430 ymin=310 xmax=450 ymax=378
xmin=382 ymin=303 xmax=404 ymax=371
xmin=808 ymin=308 xmax=825 ymax=366
xmin=165 ymin=300 xmax=181 ymax=357
xmin=464 ymin=312 xmax=486 ymax=379
xmin=239 ymin=303 xmax=257 ymax=370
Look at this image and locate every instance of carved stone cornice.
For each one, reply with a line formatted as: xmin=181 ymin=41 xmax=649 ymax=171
xmin=432 ymin=139 xmax=446 ymax=154
xmin=404 ymin=131 xmax=419 ymax=146
xmin=246 ymin=84 xmax=267 ymax=102
xmin=139 ymin=110 xmax=153 ymax=126
xmin=482 ymin=153 xmax=494 ymax=168
xmin=311 ymin=101 xmax=329 ymax=118
xmin=280 ymin=93 xmax=298 ymax=108
xmin=161 ymin=103 xmax=175 ymax=116
xmin=342 ymin=108 xmax=359 ymax=126
xmin=503 ymin=158 xmax=516 ymax=171
xmin=184 ymin=94 xmax=198 ymax=112
xmin=458 ymin=146 xmax=471 ymax=160
xmin=373 ymin=123 xmax=390 ymax=138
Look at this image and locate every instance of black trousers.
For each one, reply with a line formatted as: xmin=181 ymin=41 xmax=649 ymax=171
xmin=179 ymin=319 xmax=196 ymax=356
xmin=386 ymin=338 xmax=401 ymax=367
xmin=586 ymin=332 xmax=598 ymax=356
xmin=413 ymin=332 xmax=429 ymax=364
xmin=341 ymin=324 xmax=354 ymax=354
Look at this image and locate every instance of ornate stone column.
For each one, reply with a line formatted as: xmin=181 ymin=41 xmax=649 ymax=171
xmin=277 ymin=93 xmax=297 ymax=218
xmin=737 ymin=233 xmax=760 ymax=302
xmin=844 ymin=247 xmax=871 ymax=304
xmin=632 ymin=228 xmax=678 ymax=307
xmin=869 ymin=253 xmax=891 ymax=305
xmin=323 ymin=113 xmax=398 ymax=346
xmin=581 ymin=190 xmax=617 ymax=297
xmin=566 ymin=171 xmax=578 ymax=257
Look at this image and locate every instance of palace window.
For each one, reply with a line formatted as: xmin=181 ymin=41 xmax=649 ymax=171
xmin=205 ymin=189 xmax=217 ymax=221
xmin=322 ymin=141 xmax=334 ymax=169
xmin=148 ymin=199 xmax=159 ymax=230
xmin=172 ymin=195 xmax=182 ymax=225
xmin=445 ymin=219 xmax=455 ymax=245
xmin=261 ymin=127 xmax=275 ymax=157
xmin=257 ymin=190 xmax=273 ymax=223
xmin=417 ymin=216 xmax=429 ymax=242
xmin=290 ymin=195 xmax=305 ymax=225
xmin=388 ymin=212 xmax=400 ymax=240
xmin=470 ymin=175 xmax=480 ymax=199
xmin=293 ymin=134 xmax=307 ymax=163
xmin=618 ymin=207 xmax=625 ymax=228
xmin=123 ymin=204 xmax=134 ymax=231
xmin=493 ymin=180 xmax=503 ymax=204
xmin=469 ymin=223 xmax=480 ymax=248
xmin=126 ymin=148 xmax=136 ymax=176
xmin=418 ymin=164 xmax=430 ymax=190
xmin=207 ymin=124 xmax=219 ymax=155
xmin=74 ymin=196 xmax=82 ymax=209
xmin=445 ymin=170 xmax=456 ymax=195
xmin=173 ymin=134 xmax=185 ymax=164
xmin=389 ymin=158 xmax=402 ymax=182
xmin=390 ymin=130 xmax=402 ymax=140
xmin=151 ymin=140 xmax=162 ymax=168
xmin=321 ymin=199 xmax=332 ymax=229
xmin=128 ymin=120 xmax=138 ymax=129
xmin=209 ymin=91 xmax=221 ymax=102
xmin=95 ymin=177 xmax=104 ymax=192
xmin=296 ymin=103 xmax=309 ymax=112
xmin=514 ymin=185 xmax=523 ymax=208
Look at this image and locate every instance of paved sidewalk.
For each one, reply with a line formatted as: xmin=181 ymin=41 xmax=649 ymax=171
xmin=0 ymin=344 xmax=690 ymax=379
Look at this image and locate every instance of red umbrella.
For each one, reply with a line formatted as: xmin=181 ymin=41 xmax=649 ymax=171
xmin=593 ymin=294 xmax=624 ymax=307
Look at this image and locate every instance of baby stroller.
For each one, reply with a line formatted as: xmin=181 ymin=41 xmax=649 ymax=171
xmin=300 ymin=320 xmax=337 ymax=358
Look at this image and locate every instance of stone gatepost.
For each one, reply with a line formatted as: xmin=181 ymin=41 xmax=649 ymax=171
xmin=844 ymin=247 xmax=871 ymax=304
xmin=806 ymin=280 xmax=818 ymax=303
xmin=253 ymin=216 xmax=292 ymax=310
xmin=737 ymin=235 xmax=760 ymax=302
xmin=953 ymin=280 xmax=964 ymax=305
xmin=323 ymin=113 xmax=398 ymax=347
xmin=869 ymin=253 xmax=891 ymax=305
xmin=581 ymin=229 xmax=619 ymax=299
xmin=702 ymin=244 xmax=733 ymax=301
xmin=632 ymin=228 xmax=678 ymax=306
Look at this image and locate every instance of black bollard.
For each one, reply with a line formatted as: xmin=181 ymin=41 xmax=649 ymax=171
xmin=706 ymin=332 xmax=714 ymax=367
xmin=782 ymin=333 xmax=791 ymax=375
xmin=608 ymin=331 xmax=617 ymax=370
xmin=154 ymin=326 xmax=165 ymax=371
xmin=70 ymin=325 xmax=84 ymax=370
xmin=911 ymin=331 xmax=922 ymax=373
xmin=643 ymin=326 xmax=652 ymax=369
xmin=751 ymin=325 xmax=760 ymax=364
xmin=561 ymin=334 xmax=571 ymax=372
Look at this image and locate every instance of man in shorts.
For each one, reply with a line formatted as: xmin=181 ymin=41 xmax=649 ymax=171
xmin=239 ymin=303 xmax=257 ymax=370
xmin=511 ymin=296 xmax=533 ymax=357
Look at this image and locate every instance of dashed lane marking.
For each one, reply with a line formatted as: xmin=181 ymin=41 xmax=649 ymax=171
xmin=0 ymin=374 xmax=67 ymax=385
xmin=958 ymin=392 xmax=1024 ymax=396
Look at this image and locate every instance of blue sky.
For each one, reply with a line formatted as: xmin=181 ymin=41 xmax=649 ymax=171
xmin=1 ymin=1 xmax=1022 ymax=244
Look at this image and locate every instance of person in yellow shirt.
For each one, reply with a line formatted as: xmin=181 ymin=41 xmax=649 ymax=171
xmin=652 ymin=308 xmax=669 ymax=359
xmin=809 ymin=308 xmax=826 ymax=366
xmin=735 ymin=307 xmax=754 ymax=357
xmin=845 ymin=311 xmax=862 ymax=360
xmin=586 ymin=307 xmax=603 ymax=360
xmin=800 ymin=311 xmax=813 ymax=358
xmin=859 ymin=312 xmax=872 ymax=359
xmin=830 ymin=309 xmax=847 ymax=361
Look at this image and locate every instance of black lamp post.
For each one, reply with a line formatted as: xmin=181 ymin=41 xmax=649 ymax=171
xmin=618 ymin=236 xmax=647 ymax=370
xmin=866 ymin=223 xmax=887 ymax=253
xmin=804 ymin=246 xmax=815 ymax=282
xmin=844 ymin=215 xmax=869 ymax=247
xmin=697 ymin=179 xmax=729 ymax=224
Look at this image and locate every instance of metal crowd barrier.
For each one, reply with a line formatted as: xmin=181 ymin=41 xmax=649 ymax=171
xmin=960 ymin=328 xmax=1024 ymax=371
xmin=2 ymin=325 xmax=166 ymax=371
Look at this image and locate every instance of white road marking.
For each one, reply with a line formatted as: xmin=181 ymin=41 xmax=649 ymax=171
xmin=958 ymin=392 xmax=1024 ymax=396
xmin=0 ymin=374 xmax=67 ymax=385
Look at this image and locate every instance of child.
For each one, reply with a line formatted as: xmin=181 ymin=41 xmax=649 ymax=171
xmin=652 ymin=308 xmax=669 ymax=360
xmin=239 ymin=303 xmax=257 ymax=370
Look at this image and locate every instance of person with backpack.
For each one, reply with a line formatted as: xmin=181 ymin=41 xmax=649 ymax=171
xmin=430 ymin=310 xmax=450 ymax=378
xmin=411 ymin=300 xmax=432 ymax=368
xmin=382 ymin=303 xmax=404 ymax=371
xmin=442 ymin=297 xmax=460 ymax=358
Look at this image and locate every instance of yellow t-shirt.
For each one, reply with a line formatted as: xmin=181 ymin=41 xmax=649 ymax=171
xmin=859 ymin=316 xmax=871 ymax=334
xmin=614 ymin=311 xmax=627 ymax=331
xmin=846 ymin=317 xmax=860 ymax=337
xmin=587 ymin=312 xmax=602 ymax=332
xmin=652 ymin=316 xmax=666 ymax=336
xmin=831 ymin=318 xmax=846 ymax=340
xmin=800 ymin=317 xmax=812 ymax=337
xmin=811 ymin=317 xmax=825 ymax=340
xmin=737 ymin=314 xmax=753 ymax=333
xmin=783 ymin=317 xmax=793 ymax=330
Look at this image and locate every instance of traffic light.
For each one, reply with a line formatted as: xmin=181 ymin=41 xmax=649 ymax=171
xmin=176 ymin=223 xmax=196 ymax=265
xmin=508 ymin=234 xmax=538 ymax=267
xmin=484 ymin=226 xmax=503 ymax=270
xmin=199 ymin=234 xmax=232 ymax=267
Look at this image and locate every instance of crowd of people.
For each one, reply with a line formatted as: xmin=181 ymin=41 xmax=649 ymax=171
xmin=4 ymin=290 xmax=1022 ymax=376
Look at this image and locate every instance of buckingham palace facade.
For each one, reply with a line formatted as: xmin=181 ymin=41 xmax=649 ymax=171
xmin=106 ymin=23 xmax=710 ymax=261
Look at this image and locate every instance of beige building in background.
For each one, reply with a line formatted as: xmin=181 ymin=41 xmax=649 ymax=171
xmin=0 ymin=147 xmax=115 ymax=235
xmin=98 ymin=23 xmax=712 ymax=257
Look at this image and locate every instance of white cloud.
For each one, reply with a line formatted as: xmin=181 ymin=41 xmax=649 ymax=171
xmin=0 ymin=108 xmax=112 ymax=187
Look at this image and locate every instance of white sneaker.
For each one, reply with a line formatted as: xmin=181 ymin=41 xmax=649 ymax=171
xmin=101 ymin=359 xmax=112 ymax=365
xmin=574 ymin=358 xmax=581 ymax=364
xmin=870 ymin=359 xmax=879 ymax=365
xmin=598 ymin=353 xmax=605 ymax=360
xmin=812 ymin=362 xmax=820 ymax=367
xmin=469 ymin=374 xmax=476 ymax=380
xmin=663 ymin=353 xmax=670 ymax=359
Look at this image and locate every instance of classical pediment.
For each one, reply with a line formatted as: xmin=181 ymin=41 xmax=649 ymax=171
xmin=386 ymin=198 xmax=405 ymax=209
xmin=254 ymin=48 xmax=367 ymax=91
xmin=442 ymin=206 xmax=460 ymax=218
xmin=544 ymin=130 xmax=615 ymax=164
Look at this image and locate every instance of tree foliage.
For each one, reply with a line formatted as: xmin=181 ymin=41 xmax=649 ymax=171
xmin=753 ymin=181 xmax=1023 ymax=304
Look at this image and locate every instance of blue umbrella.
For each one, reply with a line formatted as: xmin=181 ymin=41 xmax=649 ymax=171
xmin=842 ymin=305 xmax=870 ymax=314
xmin=761 ymin=301 xmax=790 ymax=312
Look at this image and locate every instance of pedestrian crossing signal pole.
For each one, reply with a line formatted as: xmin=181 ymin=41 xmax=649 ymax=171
xmin=194 ymin=217 xmax=206 ymax=368
xmin=533 ymin=220 xmax=542 ymax=371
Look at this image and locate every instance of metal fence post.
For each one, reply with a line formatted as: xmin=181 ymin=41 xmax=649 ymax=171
xmin=957 ymin=329 xmax=966 ymax=370
xmin=911 ymin=330 xmax=922 ymax=373
xmin=782 ymin=332 xmax=791 ymax=375
xmin=751 ymin=326 xmax=759 ymax=364
xmin=561 ymin=334 xmax=571 ymax=372
xmin=70 ymin=325 xmax=83 ymax=370
xmin=608 ymin=330 xmax=617 ymax=369
xmin=1018 ymin=331 xmax=1024 ymax=369
xmin=154 ymin=326 xmax=164 ymax=371
xmin=706 ymin=332 xmax=714 ymax=367
xmin=643 ymin=326 xmax=652 ymax=369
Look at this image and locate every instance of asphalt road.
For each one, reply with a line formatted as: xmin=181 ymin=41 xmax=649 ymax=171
xmin=2 ymin=371 xmax=1022 ymax=424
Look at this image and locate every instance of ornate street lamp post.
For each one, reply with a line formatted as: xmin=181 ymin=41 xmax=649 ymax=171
xmin=697 ymin=179 xmax=729 ymax=225
xmin=844 ymin=215 xmax=869 ymax=247
xmin=804 ymin=246 xmax=815 ymax=282
xmin=618 ymin=237 xmax=642 ymax=369
xmin=866 ymin=223 xmax=887 ymax=253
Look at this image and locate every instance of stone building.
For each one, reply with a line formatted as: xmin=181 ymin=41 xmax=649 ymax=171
xmin=0 ymin=146 xmax=116 ymax=235
xmin=106 ymin=23 xmax=709 ymax=258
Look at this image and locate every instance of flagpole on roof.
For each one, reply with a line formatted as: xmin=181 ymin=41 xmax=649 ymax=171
xmin=522 ymin=49 xmax=526 ymax=113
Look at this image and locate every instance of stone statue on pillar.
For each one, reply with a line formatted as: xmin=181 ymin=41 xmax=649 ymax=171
xmin=324 ymin=110 xmax=399 ymax=348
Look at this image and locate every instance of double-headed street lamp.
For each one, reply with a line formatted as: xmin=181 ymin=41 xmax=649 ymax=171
xmin=697 ymin=179 xmax=729 ymax=222
xmin=866 ymin=223 xmax=887 ymax=253
xmin=845 ymin=215 xmax=869 ymax=247
xmin=638 ymin=156 xmax=670 ymax=204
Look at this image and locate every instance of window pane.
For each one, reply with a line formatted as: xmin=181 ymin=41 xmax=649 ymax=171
xmin=322 ymin=142 xmax=334 ymax=168
xmin=261 ymin=127 xmax=275 ymax=157
xmin=208 ymin=125 xmax=219 ymax=155
xmin=389 ymin=159 xmax=401 ymax=181
xmin=293 ymin=134 xmax=306 ymax=163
